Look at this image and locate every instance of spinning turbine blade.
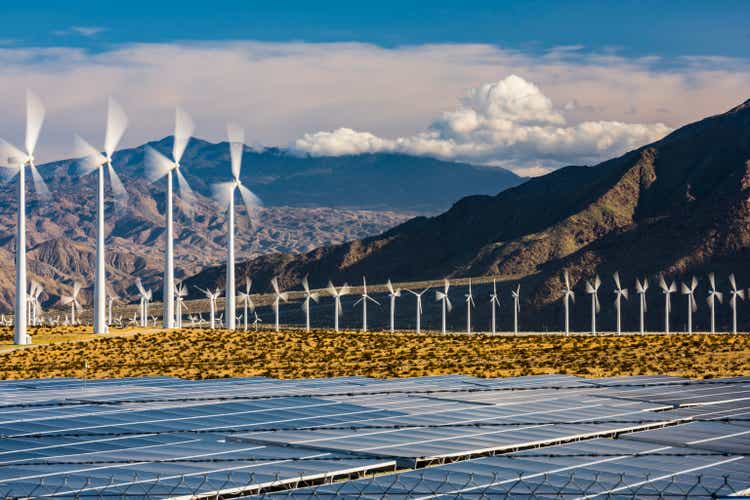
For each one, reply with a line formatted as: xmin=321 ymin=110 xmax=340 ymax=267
xmin=104 ymin=97 xmax=128 ymax=158
xmin=211 ymin=182 xmax=236 ymax=211
xmin=29 ymin=165 xmax=50 ymax=199
xmin=173 ymin=107 xmax=194 ymax=163
xmin=228 ymin=123 xmax=245 ymax=180
xmin=613 ymin=271 xmax=621 ymax=290
xmin=144 ymin=147 xmax=173 ymax=182
xmin=73 ymin=135 xmax=105 ymax=176
xmin=25 ymin=90 xmax=45 ymax=156
xmin=0 ymin=139 xmax=25 ymax=168
xmin=174 ymin=166 xmax=197 ymax=204
xmin=107 ymin=163 xmax=129 ymax=205
xmin=238 ymin=183 xmax=262 ymax=217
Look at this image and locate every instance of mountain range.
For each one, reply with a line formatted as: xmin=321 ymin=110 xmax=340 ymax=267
xmin=186 ymin=98 xmax=750 ymax=331
xmin=0 ymin=140 xmax=520 ymax=310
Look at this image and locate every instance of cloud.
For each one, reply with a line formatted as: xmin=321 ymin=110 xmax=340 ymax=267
xmin=0 ymin=41 xmax=746 ymax=166
xmin=53 ymin=26 xmax=107 ymax=37
xmin=293 ymin=75 xmax=672 ymax=170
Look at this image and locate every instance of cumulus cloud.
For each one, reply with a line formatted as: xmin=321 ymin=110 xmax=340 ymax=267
xmin=293 ymin=75 xmax=672 ymax=171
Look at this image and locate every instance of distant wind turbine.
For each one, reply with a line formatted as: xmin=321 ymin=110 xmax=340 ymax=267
xmin=300 ymin=276 xmax=318 ymax=332
xmin=489 ymin=279 xmax=501 ymax=334
xmin=145 ymin=108 xmax=196 ymax=329
xmin=0 ymin=90 xmax=50 ymax=345
xmin=271 ymin=277 xmax=289 ymax=332
xmin=728 ymin=274 xmax=743 ymax=334
xmin=239 ymin=278 xmax=255 ymax=331
xmin=585 ymin=275 xmax=601 ymax=335
xmin=511 ymin=284 xmax=521 ymax=334
xmin=327 ymin=281 xmax=350 ymax=332
xmin=635 ymin=278 xmax=648 ymax=334
xmin=211 ymin=124 xmax=262 ymax=331
xmin=659 ymin=275 xmax=677 ymax=334
xmin=562 ymin=271 xmax=575 ymax=335
xmin=175 ymin=283 xmax=188 ymax=328
xmin=61 ymin=282 xmax=82 ymax=326
xmin=196 ymin=286 xmax=221 ymax=329
xmin=706 ymin=273 xmax=723 ymax=334
xmin=465 ymin=279 xmax=475 ymax=334
xmin=435 ymin=278 xmax=452 ymax=334
xmin=613 ymin=272 xmax=628 ymax=334
xmin=107 ymin=289 xmax=118 ymax=328
xmin=406 ymin=287 xmax=431 ymax=334
xmin=354 ymin=277 xmax=379 ymax=332
xmin=386 ymin=279 xmax=401 ymax=333
xmin=74 ymin=98 xmax=129 ymax=334
xmin=681 ymin=276 xmax=698 ymax=334
xmin=135 ymin=278 xmax=152 ymax=327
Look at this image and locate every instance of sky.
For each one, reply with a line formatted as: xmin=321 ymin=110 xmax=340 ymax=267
xmin=1 ymin=1 xmax=748 ymax=176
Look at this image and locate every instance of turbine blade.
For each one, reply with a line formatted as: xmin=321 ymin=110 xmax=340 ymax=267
xmin=446 ymin=297 xmax=452 ymax=312
xmin=73 ymin=135 xmax=105 ymax=176
xmin=310 ymin=292 xmax=319 ymax=303
xmin=564 ymin=270 xmax=570 ymax=289
xmin=175 ymin=167 xmax=197 ymax=205
xmin=107 ymin=163 xmax=129 ymax=207
xmin=585 ymin=281 xmax=594 ymax=294
xmin=144 ymin=147 xmax=173 ymax=182
xmin=327 ymin=281 xmax=337 ymax=297
xmin=621 ymin=289 xmax=629 ymax=300
xmin=238 ymin=183 xmax=262 ymax=218
xmin=681 ymin=283 xmax=690 ymax=294
xmin=708 ymin=272 xmax=716 ymax=291
xmin=279 ymin=292 xmax=288 ymax=302
xmin=691 ymin=276 xmax=698 ymax=291
xmin=613 ymin=271 xmax=621 ymax=290
xmin=692 ymin=297 xmax=698 ymax=313
xmin=104 ymin=97 xmax=128 ymax=158
xmin=211 ymin=182 xmax=236 ymax=211
xmin=302 ymin=275 xmax=310 ymax=293
xmin=594 ymin=274 xmax=601 ymax=289
xmin=271 ymin=277 xmax=280 ymax=294
xmin=386 ymin=279 xmax=394 ymax=294
xmin=659 ymin=275 xmax=668 ymax=292
xmin=173 ymin=107 xmax=194 ymax=163
xmin=715 ymin=291 xmax=723 ymax=304
xmin=136 ymin=278 xmax=146 ymax=296
xmin=25 ymin=90 xmax=45 ymax=155
xmin=669 ymin=282 xmax=677 ymax=293
xmin=0 ymin=139 xmax=25 ymax=167
xmin=729 ymin=273 xmax=737 ymax=291
xmin=595 ymin=294 xmax=601 ymax=314
xmin=340 ymin=284 xmax=350 ymax=296
xmin=635 ymin=279 xmax=643 ymax=294
xmin=29 ymin=164 xmax=50 ymax=199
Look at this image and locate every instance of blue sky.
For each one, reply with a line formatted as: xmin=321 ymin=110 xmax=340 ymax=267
xmin=1 ymin=1 xmax=748 ymax=175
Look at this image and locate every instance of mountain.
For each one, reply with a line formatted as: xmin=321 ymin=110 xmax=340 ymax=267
xmin=0 ymin=140 xmax=520 ymax=310
xmin=186 ymin=99 xmax=750 ymax=331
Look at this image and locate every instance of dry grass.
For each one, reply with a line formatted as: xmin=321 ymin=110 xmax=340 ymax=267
xmin=0 ymin=326 xmax=748 ymax=380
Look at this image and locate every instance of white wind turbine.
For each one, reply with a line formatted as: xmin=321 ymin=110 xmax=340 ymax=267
xmin=252 ymin=311 xmax=262 ymax=331
xmin=706 ymin=273 xmax=723 ymax=334
xmin=613 ymin=272 xmax=628 ymax=334
xmin=301 ymin=276 xmax=318 ymax=332
xmin=271 ymin=277 xmax=289 ymax=332
xmin=74 ymin=98 xmax=129 ymax=334
xmin=511 ymin=284 xmax=521 ymax=334
xmin=681 ymin=276 xmax=698 ymax=334
xmin=239 ymin=278 xmax=255 ymax=331
xmin=465 ymin=279 xmax=475 ymax=334
xmin=562 ymin=271 xmax=575 ymax=335
xmin=728 ymin=274 xmax=743 ymax=334
xmin=406 ymin=287 xmax=431 ymax=334
xmin=386 ymin=279 xmax=401 ymax=333
xmin=489 ymin=279 xmax=501 ymax=334
xmin=61 ymin=282 xmax=82 ymax=326
xmin=175 ymin=283 xmax=188 ymax=328
xmin=135 ymin=278 xmax=152 ymax=327
xmin=196 ymin=286 xmax=221 ymax=329
xmin=0 ymin=90 xmax=50 ymax=345
xmin=435 ymin=278 xmax=452 ymax=334
xmin=145 ymin=108 xmax=196 ymax=329
xmin=30 ymin=281 xmax=43 ymax=327
xmin=585 ymin=275 xmax=601 ymax=335
xmin=635 ymin=278 xmax=648 ymax=334
xmin=107 ymin=289 xmax=118 ymax=328
xmin=211 ymin=124 xmax=262 ymax=331
xmin=659 ymin=276 xmax=677 ymax=334
xmin=354 ymin=277 xmax=379 ymax=332
xmin=327 ymin=281 xmax=350 ymax=332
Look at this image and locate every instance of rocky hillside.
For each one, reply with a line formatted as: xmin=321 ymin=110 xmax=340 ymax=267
xmin=187 ymin=99 xmax=750 ymax=331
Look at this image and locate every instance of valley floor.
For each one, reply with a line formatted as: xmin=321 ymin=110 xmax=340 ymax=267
xmin=1 ymin=326 xmax=748 ymax=380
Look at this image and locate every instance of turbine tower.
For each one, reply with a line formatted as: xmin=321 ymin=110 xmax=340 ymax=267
xmin=585 ymin=275 xmax=601 ymax=335
xmin=211 ymin=124 xmax=262 ymax=331
xmin=301 ymin=276 xmax=318 ymax=332
xmin=659 ymin=276 xmax=677 ymax=334
xmin=386 ymin=279 xmax=401 ymax=333
xmin=635 ymin=278 xmax=648 ymax=334
xmin=465 ymin=279 xmax=475 ymax=334
xmin=327 ymin=281 xmax=349 ymax=332
xmin=406 ymin=287 xmax=431 ymax=334
xmin=145 ymin=108 xmax=196 ymax=329
xmin=511 ymin=284 xmax=521 ymax=334
xmin=271 ymin=277 xmax=289 ymax=332
xmin=681 ymin=276 xmax=698 ymax=334
xmin=728 ymin=274 xmax=743 ymax=334
xmin=435 ymin=278 xmax=452 ymax=334
xmin=562 ymin=271 xmax=575 ymax=335
xmin=707 ymin=273 xmax=723 ymax=334
xmin=489 ymin=279 xmax=501 ymax=334
xmin=238 ymin=278 xmax=255 ymax=331
xmin=354 ymin=277 xmax=379 ymax=332
xmin=74 ymin=98 xmax=129 ymax=334
xmin=0 ymin=90 xmax=49 ymax=345
xmin=613 ymin=272 xmax=628 ymax=335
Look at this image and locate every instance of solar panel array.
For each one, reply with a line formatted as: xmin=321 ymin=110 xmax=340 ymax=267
xmin=0 ymin=374 xmax=748 ymax=498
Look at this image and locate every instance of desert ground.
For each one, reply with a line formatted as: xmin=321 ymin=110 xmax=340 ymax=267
xmin=1 ymin=325 xmax=748 ymax=380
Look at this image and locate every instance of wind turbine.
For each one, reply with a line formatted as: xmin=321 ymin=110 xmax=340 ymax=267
xmin=74 ymin=98 xmax=129 ymax=334
xmin=465 ymin=279 xmax=475 ymax=334
xmin=386 ymin=279 xmax=401 ymax=333
xmin=659 ymin=275 xmax=677 ymax=334
xmin=613 ymin=272 xmax=628 ymax=334
xmin=327 ymin=281 xmax=350 ymax=332
xmin=252 ymin=311 xmax=262 ymax=331
xmin=61 ymin=282 xmax=82 ymax=326
xmin=635 ymin=278 xmax=648 ymax=334
xmin=681 ymin=276 xmax=698 ymax=334
xmin=271 ymin=277 xmax=289 ymax=332
xmin=196 ymin=286 xmax=221 ymax=329
xmin=406 ymin=287 xmax=431 ymax=333
xmin=107 ymin=289 xmax=118 ymax=329
xmin=728 ymin=274 xmax=744 ymax=334
xmin=211 ymin=124 xmax=262 ymax=331
xmin=354 ymin=276 xmax=379 ymax=332
xmin=0 ymin=90 xmax=50 ymax=345
xmin=239 ymin=278 xmax=255 ymax=331
xmin=135 ymin=278 xmax=152 ymax=327
xmin=145 ymin=108 xmax=196 ymax=329
xmin=585 ymin=275 xmax=601 ymax=335
xmin=435 ymin=278 xmax=452 ymax=334
xmin=29 ymin=281 xmax=43 ymax=327
xmin=707 ymin=273 xmax=723 ymax=334
xmin=175 ymin=283 xmax=188 ymax=328
xmin=511 ymin=284 xmax=521 ymax=334
xmin=301 ymin=276 xmax=318 ymax=332
xmin=562 ymin=271 xmax=575 ymax=335
xmin=489 ymin=279 xmax=501 ymax=334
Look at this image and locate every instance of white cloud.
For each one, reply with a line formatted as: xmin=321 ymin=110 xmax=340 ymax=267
xmin=293 ymin=75 xmax=672 ymax=170
xmin=53 ymin=26 xmax=107 ymax=37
